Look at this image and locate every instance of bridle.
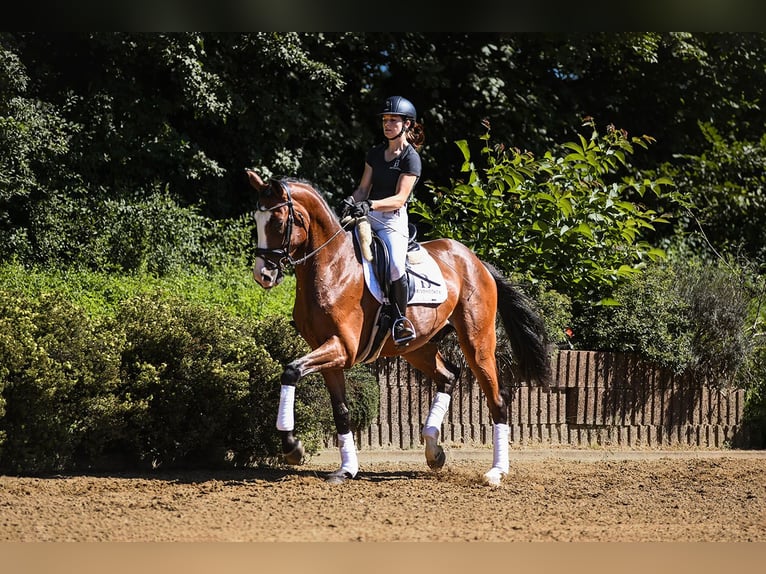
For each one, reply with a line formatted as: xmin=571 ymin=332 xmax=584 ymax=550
xmin=254 ymin=180 xmax=348 ymax=273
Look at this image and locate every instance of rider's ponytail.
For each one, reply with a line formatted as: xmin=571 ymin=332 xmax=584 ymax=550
xmin=407 ymin=121 xmax=425 ymax=151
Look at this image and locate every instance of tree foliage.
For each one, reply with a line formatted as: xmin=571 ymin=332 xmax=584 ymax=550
xmin=0 ymin=45 xmax=71 ymax=204
xmin=1 ymin=33 xmax=764 ymax=266
xmin=665 ymin=123 xmax=766 ymax=264
xmin=411 ymin=118 xmax=687 ymax=304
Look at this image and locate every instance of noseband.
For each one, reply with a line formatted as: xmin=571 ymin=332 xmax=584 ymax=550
xmin=255 ymin=179 xmax=348 ymax=273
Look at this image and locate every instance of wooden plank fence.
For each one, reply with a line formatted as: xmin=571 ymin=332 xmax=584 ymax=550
xmin=352 ymin=350 xmax=749 ymax=450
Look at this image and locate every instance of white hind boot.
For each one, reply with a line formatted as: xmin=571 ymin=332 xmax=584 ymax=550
xmin=422 ymin=392 xmax=451 ymax=470
xmin=484 ymin=422 xmax=509 ymax=486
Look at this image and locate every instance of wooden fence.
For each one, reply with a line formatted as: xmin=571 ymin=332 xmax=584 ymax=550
xmin=353 ymin=350 xmax=750 ymax=450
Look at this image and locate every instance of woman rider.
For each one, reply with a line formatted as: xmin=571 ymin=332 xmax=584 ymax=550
xmin=345 ymin=95 xmax=425 ymax=346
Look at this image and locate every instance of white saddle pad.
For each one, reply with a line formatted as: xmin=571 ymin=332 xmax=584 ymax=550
xmin=361 ymin=243 xmax=448 ymax=305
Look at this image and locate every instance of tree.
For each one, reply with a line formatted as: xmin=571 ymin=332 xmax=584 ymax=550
xmin=411 ymin=118 xmax=687 ymax=305
xmin=665 ymin=123 xmax=766 ymax=264
xmin=1 ymin=32 xmax=765 ymax=276
xmin=0 ymin=40 xmax=73 ymax=261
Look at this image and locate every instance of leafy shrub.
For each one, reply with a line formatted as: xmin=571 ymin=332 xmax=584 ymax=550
xmin=0 ymin=280 xmax=381 ymax=473
xmin=740 ymin=344 xmax=766 ymax=448
xmin=411 ymin=119 xmax=688 ymax=305
xmin=114 ymin=294 xmax=290 ymax=467
xmin=9 ymin=190 xmax=258 ymax=276
xmin=573 ymin=263 xmax=693 ymax=370
xmin=576 ymin=256 xmax=755 ymax=384
xmin=0 ymin=291 xmax=124 ymax=473
xmin=513 ymin=278 xmax=573 ymax=350
xmin=0 ymin=261 xmax=296 ymax=320
xmin=343 ymin=364 xmax=381 ymax=433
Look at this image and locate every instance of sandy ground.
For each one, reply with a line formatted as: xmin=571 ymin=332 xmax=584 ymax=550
xmin=2 ymin=446 xmax=766 ymax=544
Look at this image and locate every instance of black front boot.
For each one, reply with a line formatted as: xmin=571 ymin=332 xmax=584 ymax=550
xmin=390 ymin=276 xmax=416 ymax=345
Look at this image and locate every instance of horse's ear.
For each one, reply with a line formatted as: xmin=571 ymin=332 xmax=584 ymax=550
xmin=245 ymin=169 xmax=269 ymax=192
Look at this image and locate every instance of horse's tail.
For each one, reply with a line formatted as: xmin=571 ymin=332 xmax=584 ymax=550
xmin=484 ymin=262 xmax=553 ymax=388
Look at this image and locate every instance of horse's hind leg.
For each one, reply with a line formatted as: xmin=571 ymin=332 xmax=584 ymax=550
xmin=403 ymin=344 xmax=461 ymax=470
xmin=454 ymin=323 xmax=510 ymax=486
xmin=466 ymin=356 xmax=510 ymax=485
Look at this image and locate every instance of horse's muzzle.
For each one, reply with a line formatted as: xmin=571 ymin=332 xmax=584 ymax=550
xmin=253 ymin=258 xmax=283 ymax=288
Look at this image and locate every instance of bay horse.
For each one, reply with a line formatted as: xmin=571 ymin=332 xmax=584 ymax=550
xmin=246 ymin=170 xmax=551 ymax=486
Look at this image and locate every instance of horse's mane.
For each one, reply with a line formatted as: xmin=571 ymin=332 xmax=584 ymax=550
xmin=274 ymin=177 xmax=340 ymax=223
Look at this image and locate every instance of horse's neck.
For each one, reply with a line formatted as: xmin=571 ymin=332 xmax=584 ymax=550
xmin=296 ymin=207 xmax=356 ymax=287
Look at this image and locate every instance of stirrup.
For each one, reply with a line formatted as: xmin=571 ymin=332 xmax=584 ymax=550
xmin=392 ymin=317 xmax=416 ymax=345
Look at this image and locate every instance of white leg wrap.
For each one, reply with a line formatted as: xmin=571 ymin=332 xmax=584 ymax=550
xmin=422 ymin=392 xmax=451 ymax=439
xmin=484 ymin=422 xmax=510 ymax=486
xmin=492 ymin=422 xmax=510 ymax=473
xmin=276 ymin=384 xmax=295 ymax=431
xmin=338 ymin=431 xmax=359 ymax=477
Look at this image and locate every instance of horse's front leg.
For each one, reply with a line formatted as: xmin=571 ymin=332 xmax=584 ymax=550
xmin=322 ymin=368 xmax=359 ymax=484
xmin=276 ymin=336 xmax=347 ymax=467
xmin=276 ymin=383 xmax=304 ymax=465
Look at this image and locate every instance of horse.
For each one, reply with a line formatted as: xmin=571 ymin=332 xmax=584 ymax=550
xmin=246 ymin=170 xmax=551 ymax=486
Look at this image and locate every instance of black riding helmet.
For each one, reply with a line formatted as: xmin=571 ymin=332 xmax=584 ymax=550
xmin=379 ymin=95 xmax=417 ymax=122
xmin=379 ymin=96 xmax=416 ymax=140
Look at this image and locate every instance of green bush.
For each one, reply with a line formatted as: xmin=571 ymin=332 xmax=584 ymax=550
xmin=512 ymin=278 xmax=573 ymax=350
xmin=740 ymin=344 xmax=766 ymax=448
xmin=0 ymin=278 xmax=381 ymax=473
xmin=411 ymin=119 xmax=687 ymax=306
xmin=574 ymin=263 xmax=693 ymax=371
xmin=576 ymin=256 xmax=755 ymax=383
xmin=108 ymin=296 xmax=378 ymax=467
xmin=10 ymin=190 xmax=258 ymax=275
xmin=114 ymin=294 xmax=297 ymax=467
xmin=0 ymin=260 xmax=296 ymax=320
xmin=343 ymin=363 xmax=381 ymax=433
xmin=0 ymin=290 xmax=124 ymax=473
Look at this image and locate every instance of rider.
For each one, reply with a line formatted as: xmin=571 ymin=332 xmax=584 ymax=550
xmin=345 ymin=95 xmax=425 ymax=346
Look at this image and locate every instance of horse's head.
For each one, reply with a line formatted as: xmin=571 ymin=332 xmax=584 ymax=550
xmin=246 ymin=169 xmax=305 ymax=289
xmin=247 ymin=169 xmax=347 ymax=290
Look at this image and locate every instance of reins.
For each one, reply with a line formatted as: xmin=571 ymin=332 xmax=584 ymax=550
xmin=291 ymin=226 xmax=347 ymax=266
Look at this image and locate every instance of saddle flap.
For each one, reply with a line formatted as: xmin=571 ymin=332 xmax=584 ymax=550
xmin=354 ymin=225 xmax=448 ymax=306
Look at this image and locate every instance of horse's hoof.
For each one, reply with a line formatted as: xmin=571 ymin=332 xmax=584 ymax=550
xmin=283 ymin=440 xmax=305 ymax=465
xmin=483 ymin=467 xmax=506 ymax=487
xmin=326 ymin=469 xmax=355 ymax=484
xmin=423 ymin=435 xmax=446 ymax=470
xmin=426 ymin=445 xmax=446 ymax=470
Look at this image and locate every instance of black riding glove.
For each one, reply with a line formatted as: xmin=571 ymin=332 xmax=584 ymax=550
xmin=340 ymin=196 xmax=356 ymax=219
xmin=350 ymin=200 xmax=372 ymax=218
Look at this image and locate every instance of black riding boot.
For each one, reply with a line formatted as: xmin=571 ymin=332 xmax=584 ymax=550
xmin=390 ymin=276 xmax=416 ymax=345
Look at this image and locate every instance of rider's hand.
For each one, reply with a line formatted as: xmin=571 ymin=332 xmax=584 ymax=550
xmin=350 ymin=200 xmax=371 ymax=218
xmin=340 ymin=196 xmax=356 ymax=219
